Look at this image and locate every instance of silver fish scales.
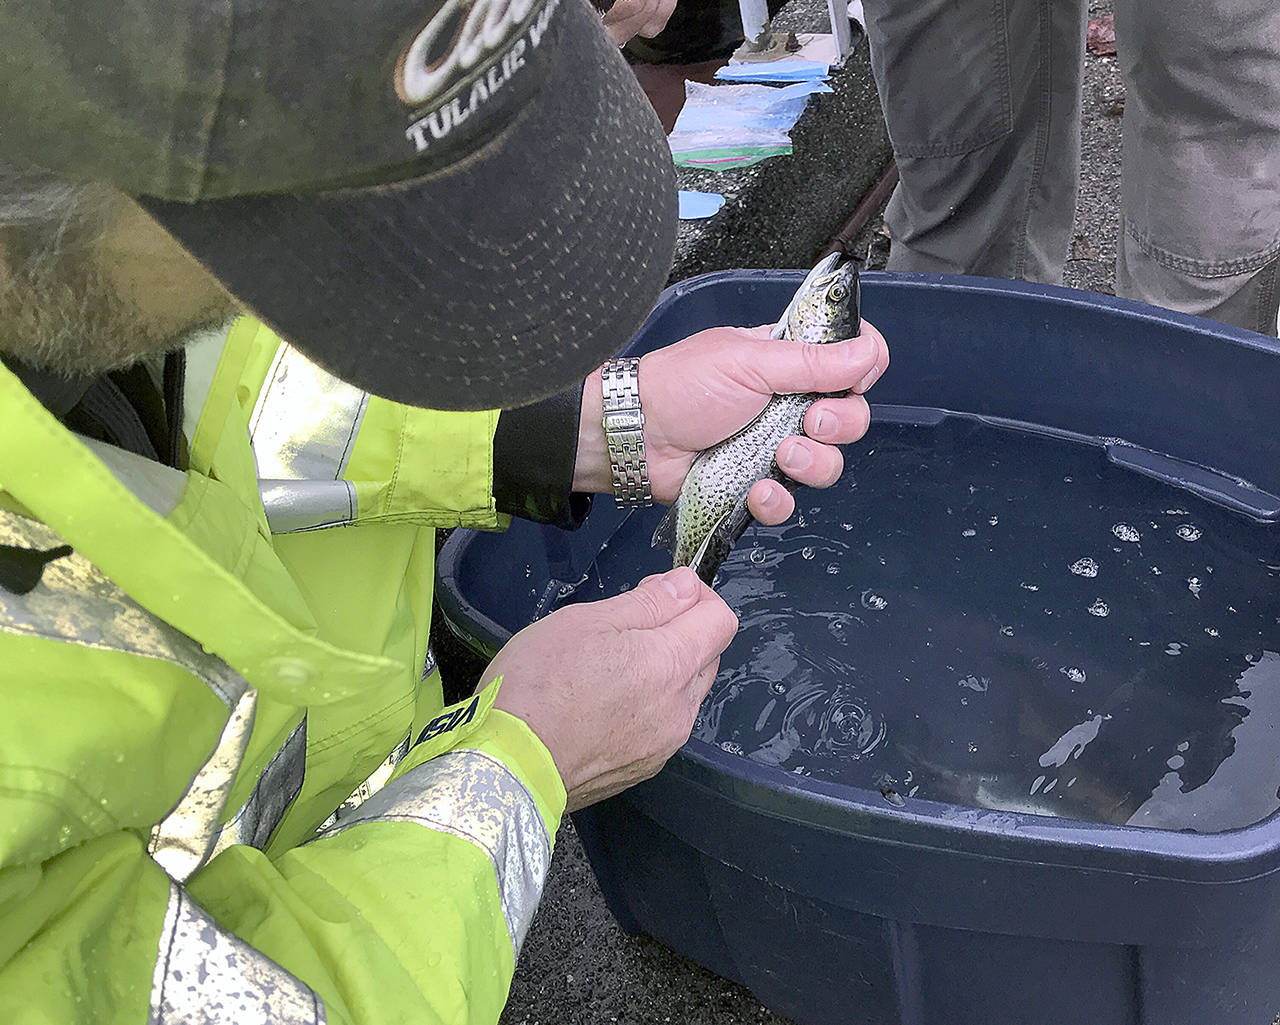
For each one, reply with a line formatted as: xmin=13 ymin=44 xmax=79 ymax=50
xmin=652 ymin=252 xmax=861 ymax=583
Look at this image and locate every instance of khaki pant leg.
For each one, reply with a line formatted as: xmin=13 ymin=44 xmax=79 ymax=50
xmin=1115 ymin=0 xmax=1280 ymax=335
xmin=863 ymin=0 xmax=1088 ymax=282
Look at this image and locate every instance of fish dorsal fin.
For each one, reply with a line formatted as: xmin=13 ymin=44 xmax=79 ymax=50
xmin=651 ymin=499 xmax=680 ymax=553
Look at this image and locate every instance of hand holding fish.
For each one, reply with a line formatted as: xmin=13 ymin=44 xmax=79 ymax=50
xmin=576 ymin=256 xmax=887 ymax=582
xmin=633 ymin=321 xmax=887 ymax=516
xmin=576 ymin=325 xmax=885 ymax=512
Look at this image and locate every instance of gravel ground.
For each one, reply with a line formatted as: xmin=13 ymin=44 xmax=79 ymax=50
xmin=1062 ymin=0 xmax=1124 ymax=298
xmin=492 ymin=4 xmax=1273 ymax=1024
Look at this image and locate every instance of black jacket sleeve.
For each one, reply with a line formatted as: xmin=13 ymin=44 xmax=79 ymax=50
xmin=492 ymin=382 xmax=593 ymax=529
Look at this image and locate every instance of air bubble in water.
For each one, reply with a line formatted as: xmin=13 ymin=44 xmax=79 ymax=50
xmin=826 ymin=563 xmax=840 ymax=575
xmin=967 ymin=742 xmax=979 ymax=754
xmin=860 ymin=589 xmax=888 ymax=611
xmin=801 ymin=546 xmax=815 ymax=560
xmin=1088 ymin=599 xmax=1110 ymax=617
xmin=962 ymin=528 xmax=977 ymax=537
xmin=1187 ymin=576 xmax=1202 ymax=597
xmin=1059 ymin=666 xmax=1087 ymax=684
xmin=1165 ymin=642 xmax=1183 ymax=656
xmin=1112 ymin=523 xmax=1140 ymax=543
xmin=1204 ymin=626 xmax=1219 ymax=637
xmin=768 ymin=680 xmax=787 ymax=696
xmin=988 ymin=516 xmax=999 ymax=526
xmin=840 ymin=522 xmax=854 ymax=531
xmin=999 ymin=625 xmax=1014 ymax=637
xmin=1070 ymin=558 xmax=1099 ymax=577
xmin=1020 ymin=582 xmax=1040 ymax=591
xmin=750 ymin=547 xmax=766 ymax=564
xmin=819 ymin=695 xmax=886 ymax=756
xmin=719 ymin=741 xmax=744 ymax=756
xmin=958 ymin=675 xmax=989 ymax=692
xmin=1176 ymin=524 xmax=1202 ymax=542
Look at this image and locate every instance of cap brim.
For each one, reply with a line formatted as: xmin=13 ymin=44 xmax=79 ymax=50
xmin=142 ymin=0 xmax=676 ymax=411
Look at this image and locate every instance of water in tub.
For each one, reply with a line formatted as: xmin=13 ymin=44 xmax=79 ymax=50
xmin=553 ymin=414 xmax=1280 ymax=833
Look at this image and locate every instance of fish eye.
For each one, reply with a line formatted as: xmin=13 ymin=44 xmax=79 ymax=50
xmin=828 ymin=283 xmax=848 ymax=302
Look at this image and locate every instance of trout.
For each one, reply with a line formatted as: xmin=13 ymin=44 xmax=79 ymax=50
xmin=652 ymin=252 xmax=862 ymax=583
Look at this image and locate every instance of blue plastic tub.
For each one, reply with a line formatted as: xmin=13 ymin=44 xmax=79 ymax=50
xmin=436 ymin=271 xmax=1280 ymax=1025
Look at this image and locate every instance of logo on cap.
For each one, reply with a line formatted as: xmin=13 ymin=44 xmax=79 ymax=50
xmin=397 ymin=0 xmax=562 ymax=152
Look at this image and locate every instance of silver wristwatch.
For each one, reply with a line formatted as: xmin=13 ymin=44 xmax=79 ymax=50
xmin=601 ymin=357 xmax=653 ymax=508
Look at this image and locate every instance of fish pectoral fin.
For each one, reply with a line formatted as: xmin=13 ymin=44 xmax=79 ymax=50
xmin=651 ymin=499 xmax=680 ymax=552
xmin=687 ymin=511 xmax=729 ymax=581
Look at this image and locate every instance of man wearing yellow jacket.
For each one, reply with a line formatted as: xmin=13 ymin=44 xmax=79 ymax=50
xmin=0 ymin=0 xmax=890 ymax=1022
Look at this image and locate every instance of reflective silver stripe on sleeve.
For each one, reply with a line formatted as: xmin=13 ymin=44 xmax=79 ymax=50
xmin=314 ymin=748 xmax=552 ymax=956
xmin=249 ymin=344 xmax=369 ymax=483
xmin=0 ymin=510 xmax=263 ymax=882
xmin=148 ymin=684 xmax=257 ymax=882
xmin=180 ymin=321 xmax=234 ymax=445
xmin=210 ymin=717 xmax=308 ymax=859
xmin=0 ymin=512 xmax=248 ymax=706
xmin=258 ymin=480 xmax=358 ymax=534
xmin=78 ymin=437 xmax=188 ymax=519
xmin=149 ymin=883 xmax=325 ymax=1025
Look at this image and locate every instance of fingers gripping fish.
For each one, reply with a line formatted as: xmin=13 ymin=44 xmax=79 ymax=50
xmin=652 ymin=253 xmax=862 ymax=584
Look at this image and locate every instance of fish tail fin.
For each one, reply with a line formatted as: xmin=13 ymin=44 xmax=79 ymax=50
xmin=651 ymin=499 xmax=680 ymax=554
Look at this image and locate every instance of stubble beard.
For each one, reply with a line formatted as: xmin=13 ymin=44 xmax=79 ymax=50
xmin=0 ymin=252 xmax=239 ymax=378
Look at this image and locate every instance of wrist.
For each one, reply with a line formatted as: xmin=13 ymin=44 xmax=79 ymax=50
xmin=573 ymin=367 xmax=612 ymax=494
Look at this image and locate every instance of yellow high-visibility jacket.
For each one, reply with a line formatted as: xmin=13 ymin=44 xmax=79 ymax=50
xmin=0 ymin=317 xmax=567 ymax=1024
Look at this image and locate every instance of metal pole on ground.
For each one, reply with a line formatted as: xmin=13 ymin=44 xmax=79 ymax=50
xmin=827 ymin=0 xmax=853 ymax=58
xmin=738 ymin=0 xmax=769 ymax=48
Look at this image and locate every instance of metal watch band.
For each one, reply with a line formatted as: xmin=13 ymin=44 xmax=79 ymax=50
xmin=601 ymin=357 xmax=653 ymax=509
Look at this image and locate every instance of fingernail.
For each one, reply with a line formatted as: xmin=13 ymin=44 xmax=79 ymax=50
xmin=661 ymin=568 xmax=697 ymax=599
xmin=813 ymin=410 xmax=835 ymax=437
xmin=783 ymin=441 xmax=812 ymax=471
xmin=858 ymin=361 xmax=884 ymax=393
xmin=758 ymin=484 xmax=781 ymax=512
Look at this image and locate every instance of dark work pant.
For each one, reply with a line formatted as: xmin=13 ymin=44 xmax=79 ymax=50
xmin=863 ymin=0 xmax=1280 ymax=335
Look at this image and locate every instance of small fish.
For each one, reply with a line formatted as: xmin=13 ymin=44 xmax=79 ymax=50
xmin=652 ymin=252 xmax=861 ymax=583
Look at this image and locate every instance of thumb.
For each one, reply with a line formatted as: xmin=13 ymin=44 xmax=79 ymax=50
xmin=745 ymin=332 xmax=881 ymax=397
xmin=605 ymin=567 xmax=703 ymax=630
xmin=660 ymin=596 xmax=739 ymax=674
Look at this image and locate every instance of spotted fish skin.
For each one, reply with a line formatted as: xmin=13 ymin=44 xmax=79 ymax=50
xmin=652 ymin=253 xmax=861 ymax=583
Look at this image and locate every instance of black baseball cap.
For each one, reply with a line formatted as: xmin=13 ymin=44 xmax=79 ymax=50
xmin=0 ymin=0 xmax=677 ymax=410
